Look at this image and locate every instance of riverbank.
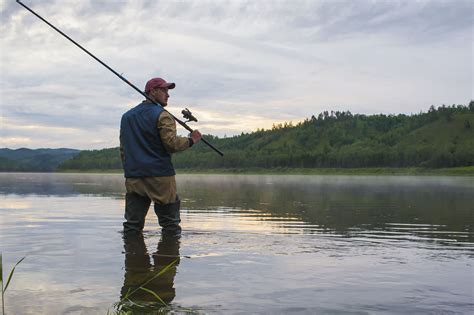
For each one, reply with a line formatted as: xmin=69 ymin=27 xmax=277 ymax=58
xmin=57 ymin=166 xmax=474 ymax=176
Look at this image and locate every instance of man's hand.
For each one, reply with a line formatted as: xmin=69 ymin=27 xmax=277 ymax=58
xmin=190 ymin=130 xmax=202 ymax=144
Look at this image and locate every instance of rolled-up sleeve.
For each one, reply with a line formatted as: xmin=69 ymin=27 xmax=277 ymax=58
xmin=157 ymin=111 xmax=190 ymax=153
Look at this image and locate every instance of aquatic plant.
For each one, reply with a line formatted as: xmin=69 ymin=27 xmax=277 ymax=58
xmin=1 ymin=253 xmax=25 ymax=315
xmin=111 ymin=258 xmax=178 ymax=314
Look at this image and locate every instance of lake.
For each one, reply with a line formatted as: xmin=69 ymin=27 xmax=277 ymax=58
xmin=0 ymin=173 xmax=473 ymax=314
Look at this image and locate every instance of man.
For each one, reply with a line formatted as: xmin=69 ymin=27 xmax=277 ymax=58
xmin=120 ymin=77 xmax=201 ymax=235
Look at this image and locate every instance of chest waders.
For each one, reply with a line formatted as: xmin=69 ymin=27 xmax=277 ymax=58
xmin=124 ymin=193 xmax=182 ymax=236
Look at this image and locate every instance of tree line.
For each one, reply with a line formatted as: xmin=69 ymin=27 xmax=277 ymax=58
xmin=58 ymin=102 xmax=474 ymax=171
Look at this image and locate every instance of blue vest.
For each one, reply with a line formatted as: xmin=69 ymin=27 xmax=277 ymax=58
xmin=120 ymin=102 xmax=175 ymax=177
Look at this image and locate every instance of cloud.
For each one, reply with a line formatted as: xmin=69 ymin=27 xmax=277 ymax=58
xmin=1 ymin=0 xmax=472 ymax=149
xmin=293 ymin=1 xmax=473 ymax=42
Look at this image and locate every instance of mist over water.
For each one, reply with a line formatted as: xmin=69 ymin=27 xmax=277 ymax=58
xmin=0 ymin=173 xmax=473 ymax=314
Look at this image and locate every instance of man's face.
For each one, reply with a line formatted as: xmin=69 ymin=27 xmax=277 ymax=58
xmin=150 ymin=87 xmax=169 ymax=106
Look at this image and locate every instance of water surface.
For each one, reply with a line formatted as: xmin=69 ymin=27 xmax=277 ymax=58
xmin=0 ymin=173 xmax=473 ymax=314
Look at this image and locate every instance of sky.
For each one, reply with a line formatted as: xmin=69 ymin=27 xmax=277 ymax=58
xmin=0 ymin=0 xmax=472 ymax=150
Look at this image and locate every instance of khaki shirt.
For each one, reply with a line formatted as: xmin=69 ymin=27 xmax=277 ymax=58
xmin=157 ymin=111 xmax=190 ymax=153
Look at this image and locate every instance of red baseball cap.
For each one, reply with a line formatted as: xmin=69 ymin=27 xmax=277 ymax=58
xmin=144 ymin=77 xmax=176 ymax=93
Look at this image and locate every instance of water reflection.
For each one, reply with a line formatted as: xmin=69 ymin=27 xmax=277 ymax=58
xmin=119 ymin=233 xmax=180 ymax=311
xmin=1 ymin=173 xmax=473 ymax=246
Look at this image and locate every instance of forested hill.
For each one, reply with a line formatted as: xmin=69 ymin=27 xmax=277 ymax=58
xmin=0 ymin=148 xmax=80 ymax=171
xmin=59 ymin=104 xmax=474 ymax=171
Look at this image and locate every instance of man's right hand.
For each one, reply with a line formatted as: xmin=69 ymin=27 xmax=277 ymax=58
xmin=190 ymin=130 xmax=202 ymax=144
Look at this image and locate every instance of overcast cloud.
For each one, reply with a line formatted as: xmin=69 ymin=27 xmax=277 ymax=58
xmin=1 ymin=0 xmax=472 ymax=149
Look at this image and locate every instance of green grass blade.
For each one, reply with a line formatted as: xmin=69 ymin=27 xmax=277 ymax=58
xmin=122 ymin=259 xmax=178 ymax=300
xmin=138 ymin=258 xmax=178 ymax=289
xmin=1 ymin=253 xmax=3 ymax=315
xmin=113 ymin=258 xmax=178 ymax=311
xmin=4 ymin=256 xmax=25 ymax=292
xmin=124 ymin=287 xmax=132 ymax=299
xmin=139 ymin=287 xmax=167 ymax=306
xmin=121 ymin=304 xmax=133 ymax=312
xmin=1 ymin=252 xmax=3 ymax=285
xmin=125 ymin=298 xmax=145 ymax=308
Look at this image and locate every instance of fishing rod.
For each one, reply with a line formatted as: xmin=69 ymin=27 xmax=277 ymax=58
xmin=16 ymin=0 xmax=224 ymax=157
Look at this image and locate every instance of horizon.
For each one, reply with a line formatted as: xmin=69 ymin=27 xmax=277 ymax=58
xmin=1 ymin=0 xmax=472 ymax=149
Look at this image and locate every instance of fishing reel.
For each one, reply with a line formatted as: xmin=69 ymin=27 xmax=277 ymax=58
xmin=182 ymin=108 xmax=198 ymax=123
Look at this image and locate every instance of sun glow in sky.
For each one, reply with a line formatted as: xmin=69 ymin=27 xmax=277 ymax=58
xmin=1 ymin=0 xmax=472 ymax=149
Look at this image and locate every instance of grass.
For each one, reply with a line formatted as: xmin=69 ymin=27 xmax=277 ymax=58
xmin=110 ymin=259 xmax=178 ymax=314
xmin=0 ymin=253 xmax=179 ymax=315
xmin=1 ymin=254 xmax=25 ymax=315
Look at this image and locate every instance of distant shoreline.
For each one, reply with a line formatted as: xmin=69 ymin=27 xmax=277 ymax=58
xmin=45 ymin=166 xmax=474 ymax=176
